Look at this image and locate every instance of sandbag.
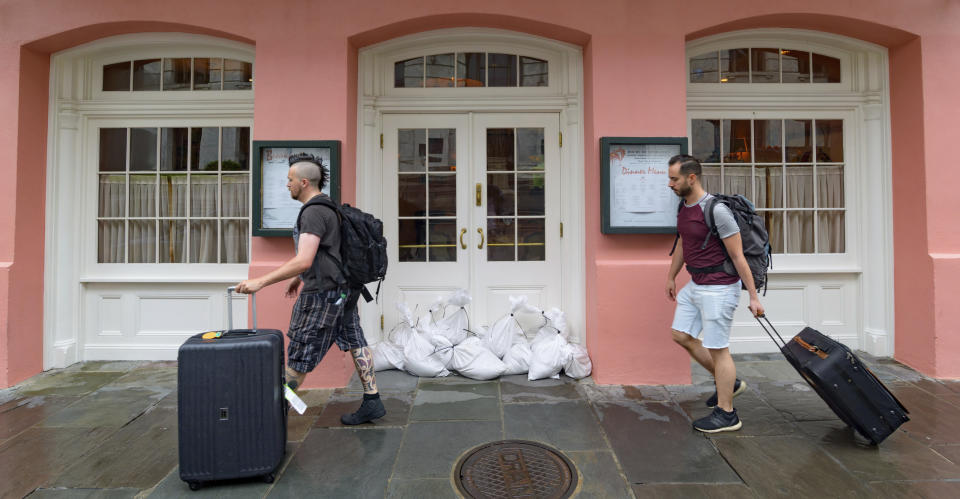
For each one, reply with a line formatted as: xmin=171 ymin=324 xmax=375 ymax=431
xmin=388 ymin=303 xmax=418 ymax=348
xmin=435 ymin=307 xmax=470 ymax=345
xmin=563 ymin=343 xmax=592 ymax=379
xmin=528 ymin=329 xmax=571 ymax=381
xmin=403 ymin=330 xmax=449 ymax=377
xmin=371 ymin=341 xmax=404 ymax=371
xmin=502 ymin=340 xmax=533 ymax=375
xmin=485 ymin=295 xmax=539 ymax=358
xmin=449 ymin=337 xmax=506 ymax=380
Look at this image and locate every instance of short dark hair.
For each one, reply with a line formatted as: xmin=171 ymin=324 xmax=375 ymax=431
xmin=288 ymin=153 xmax=329 ymax=190
xmin=668 ymin=154 xmax=702 ymax=178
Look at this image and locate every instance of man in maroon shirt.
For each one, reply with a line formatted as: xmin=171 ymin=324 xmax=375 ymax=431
xmin=666 ymin=155 xmax=764 ymax=433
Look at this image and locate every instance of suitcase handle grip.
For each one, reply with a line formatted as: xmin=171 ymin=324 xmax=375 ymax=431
xmin=755 ymin=314 xmax=787 ymax=349
xmin=226 ymin=286 xmax=257 ymax=330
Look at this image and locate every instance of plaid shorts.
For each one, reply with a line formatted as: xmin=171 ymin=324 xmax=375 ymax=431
xmin=287 ymin=290 xmax=367 ymax=373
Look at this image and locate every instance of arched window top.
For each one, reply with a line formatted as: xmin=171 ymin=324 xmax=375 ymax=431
xmin=689 ymin=48 xmax=840 ymax=84
xmin=394 ymin=52 xmax=548 ymax=88
xmin=102 ymin=57 xmax=253 ymax=92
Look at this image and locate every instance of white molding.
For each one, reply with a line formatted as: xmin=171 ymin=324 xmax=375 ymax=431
xmin=357 ymin=28 xmax=586 ymax=342
xmin=687 ymin=29 xmax=893 ymax=357
xmin=44 ymin=33 xmax=255 ymax=368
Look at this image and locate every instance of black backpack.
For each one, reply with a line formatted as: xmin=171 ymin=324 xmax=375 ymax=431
xmin=669 ymin=194 xmax=772 ymax=294
xmin=297 ymin=196 xmax=388 ymax=302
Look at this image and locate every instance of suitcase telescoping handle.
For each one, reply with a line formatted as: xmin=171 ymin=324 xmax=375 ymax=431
xmin=755 ymin=314 xmax=787 ymax=349
xmin=226 ymin=286 xmax=257 ymax=330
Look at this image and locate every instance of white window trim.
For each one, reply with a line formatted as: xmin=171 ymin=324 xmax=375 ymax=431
xmin=44 ymin=33 xmax=255 ymax=368
xmin=687 ymin=29 xmax=895 ymax=357
xmin=358 ymin=28 xmax=586 ymax=343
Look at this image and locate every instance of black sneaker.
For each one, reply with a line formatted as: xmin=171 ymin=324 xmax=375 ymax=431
xmin=705 ymin=379 xmax=747 ymax=407
xmin=340 ymin=394 xmax=386 ymax=425
xmin=693 ymin=407 xmax=742 ymax=433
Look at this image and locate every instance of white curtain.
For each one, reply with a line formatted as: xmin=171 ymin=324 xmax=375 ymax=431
xmin=160 ymin=175 xmax=188 ymax=217
xmin=191 ymin=221 xmax=218 ymax=263
xmin=191 ymin=175 xmax=218 ymax=217
xmin=221 ymin=175 xmax=249 ymax=217
xmin=723 ymin=166 xmax=751 ymax=198
xmin=818 ymin=165 xmax=845 ymax=252
xmin=160 ymin=220 xmax=187 ymax=263
xmin=129 ymin=175 xmax=156 ymax=217
xmin=98 ymin=220 xmax=124 ymax=263
xmin=221 ymin=220 xmax=249 ymax=263
xmin=128 ymin=220 xmax=156 ymax=263
xmin=99 ymin=175 xmax=125 ymax=217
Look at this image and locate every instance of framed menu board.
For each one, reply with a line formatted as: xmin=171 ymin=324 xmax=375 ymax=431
xmin=600 ymin=137 xmax=688 ymax=234
xmin=252 ymin=140 xmax=340 ymax=237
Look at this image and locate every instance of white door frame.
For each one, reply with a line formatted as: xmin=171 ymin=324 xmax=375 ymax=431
xmin=43 ymin=33 xmax=255 ymax=368
xmin=357 ymin=28 xmax=586 ymax=342
xmin=686 ymin=29 xmax=895 ymax=356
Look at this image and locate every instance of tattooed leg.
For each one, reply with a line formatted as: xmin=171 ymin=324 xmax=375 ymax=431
xmin=350 ymin=347 xmax=379 ymax=394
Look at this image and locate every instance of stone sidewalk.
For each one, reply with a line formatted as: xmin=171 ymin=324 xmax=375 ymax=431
xmin=2 ymin=353 xmax=960 ymax=498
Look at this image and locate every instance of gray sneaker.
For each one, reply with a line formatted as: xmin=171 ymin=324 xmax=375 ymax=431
xmin=706 ymin=379 xmax=747 ymax=407
xmin=693 ymin=407 xmax=742 ymax=433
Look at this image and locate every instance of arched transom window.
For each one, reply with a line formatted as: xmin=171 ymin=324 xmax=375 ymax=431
xmin=689 ymin=48 xmax=840 ymax=84
xmin=394 ymin=53 xmax=548 ymax=88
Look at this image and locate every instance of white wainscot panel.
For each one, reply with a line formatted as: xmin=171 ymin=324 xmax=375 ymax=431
xmin=97 ymin=295 xmax=124 ymax=336
xmin=819 ymin=285 xmax=844 ymax=327
xmin=398 ymin=287 xmax=462 ymax=324
xmin=485 ymin=288 xmax=545 ymax=334
xmin=136 ymin=294 xmax=216 ymax=336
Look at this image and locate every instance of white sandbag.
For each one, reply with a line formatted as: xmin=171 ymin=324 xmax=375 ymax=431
xmin=502 ymin=340 xmax=532 ymax=375
xmin=403 ymin=330 xmax=450 ymax=377
xmin=388 ymin=303 xmax=418 ymax=348
xmin=543 ymin=307 xmax=568 ymax=338
xmin=528 ymin=328 xmax=571 ymax=381
xmin=486 ymin=295 xmax=539 ymax=358
xmin=371 ymin=341 xmax=404 ymax=371
xmin=563 ymin=343 xmax=592 ymax=379
xmin=449 ymin=337 xmax=506 ymax=380
xmin=435 ymin=306 xmax=470 ymax=345
xmin=430 ymin=334 xmax=455 ymax=369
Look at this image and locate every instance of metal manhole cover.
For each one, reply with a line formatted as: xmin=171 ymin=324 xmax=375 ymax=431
xmin=455 ymin=440 xmax=578 ymax=499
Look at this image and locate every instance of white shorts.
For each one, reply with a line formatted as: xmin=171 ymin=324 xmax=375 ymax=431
xmin=671 ymin=280 xmax=742 ymax=349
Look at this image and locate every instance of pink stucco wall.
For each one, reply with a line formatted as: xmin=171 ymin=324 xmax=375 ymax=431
xmin=1 ymin=0 xmax=958 ymax=387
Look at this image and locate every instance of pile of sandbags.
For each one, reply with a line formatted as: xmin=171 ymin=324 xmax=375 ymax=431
xmin=371 ymin=290 xmax=592 ymax=381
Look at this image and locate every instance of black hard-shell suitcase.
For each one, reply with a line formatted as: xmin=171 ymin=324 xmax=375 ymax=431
xmin=177 ymin=287 xmax=286 ymax=490
xmin=757 ymin=315 xmax=909 ymax=444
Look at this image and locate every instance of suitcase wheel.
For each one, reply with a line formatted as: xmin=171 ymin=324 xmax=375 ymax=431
xmin=262 ymin=472 xmax=276 ymax=484
xmin=188 ymin=481 xmax=203 ymax=491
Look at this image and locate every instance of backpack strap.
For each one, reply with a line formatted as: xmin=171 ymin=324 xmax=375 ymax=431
xmin=668 ymin=199 xmax=685 ymax=256
xmin=700 ymin=196 xmax=720 ymax=250
xmin=296 ymin=195 xmax=347 ymax=286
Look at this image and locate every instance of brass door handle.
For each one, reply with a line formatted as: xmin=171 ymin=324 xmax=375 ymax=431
xmin=459 ymin=228 xmax=467 ymax=249
xmin=477 ymin=228 xmax=485 ymax=249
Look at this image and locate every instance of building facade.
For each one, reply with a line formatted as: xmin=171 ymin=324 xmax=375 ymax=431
xmin=1 ymin=0 xmax=957 ymax=388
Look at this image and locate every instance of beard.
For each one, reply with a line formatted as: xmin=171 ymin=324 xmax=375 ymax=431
xmin=673 ymin=184 xmax=691 ymax=197
xmin=289 ymin=186 xmax=299 ymax=200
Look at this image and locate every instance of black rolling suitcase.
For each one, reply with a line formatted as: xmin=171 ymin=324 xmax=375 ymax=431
xmin=756 ymin=315 xmax=908 ymax=444
xmin=177 ymin=286 xmax=286 ymax=491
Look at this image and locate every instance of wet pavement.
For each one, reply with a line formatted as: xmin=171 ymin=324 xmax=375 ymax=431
xmin=2 ymin=354 xmax=960 ymax=498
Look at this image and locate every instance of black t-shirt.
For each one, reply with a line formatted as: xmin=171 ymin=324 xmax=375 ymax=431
xmin=294 ymin=195 xmax=342 ymax=292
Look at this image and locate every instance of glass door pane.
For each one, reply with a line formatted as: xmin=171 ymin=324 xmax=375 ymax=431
xmin=397 ymin=128 xmax=458 ymax=262
xmin=485 ymin=127 xmax=545 ymax=262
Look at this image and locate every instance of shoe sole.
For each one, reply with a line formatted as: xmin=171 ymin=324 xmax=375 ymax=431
xmin=708 ymin=380 xmax=749 ymax=408
xmin=694 ymin=420 xmax=743 ymax=433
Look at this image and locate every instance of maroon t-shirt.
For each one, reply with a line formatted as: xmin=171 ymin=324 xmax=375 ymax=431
xmin=677 ymin=196 xmax=740 ymax=285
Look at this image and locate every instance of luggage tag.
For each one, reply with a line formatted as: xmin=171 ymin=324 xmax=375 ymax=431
xmin=201 ymin=331 xmax=223 ymax=340
xmin=284 ymin=384 xmax=307 ymax=415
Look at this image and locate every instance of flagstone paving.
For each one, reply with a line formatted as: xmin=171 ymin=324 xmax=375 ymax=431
xmin=2 ymin=354 xmax=960 ymax=498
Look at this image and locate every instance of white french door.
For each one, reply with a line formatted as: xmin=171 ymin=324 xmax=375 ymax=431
xmin=380 ymin=113 xmax=562 ymax=332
